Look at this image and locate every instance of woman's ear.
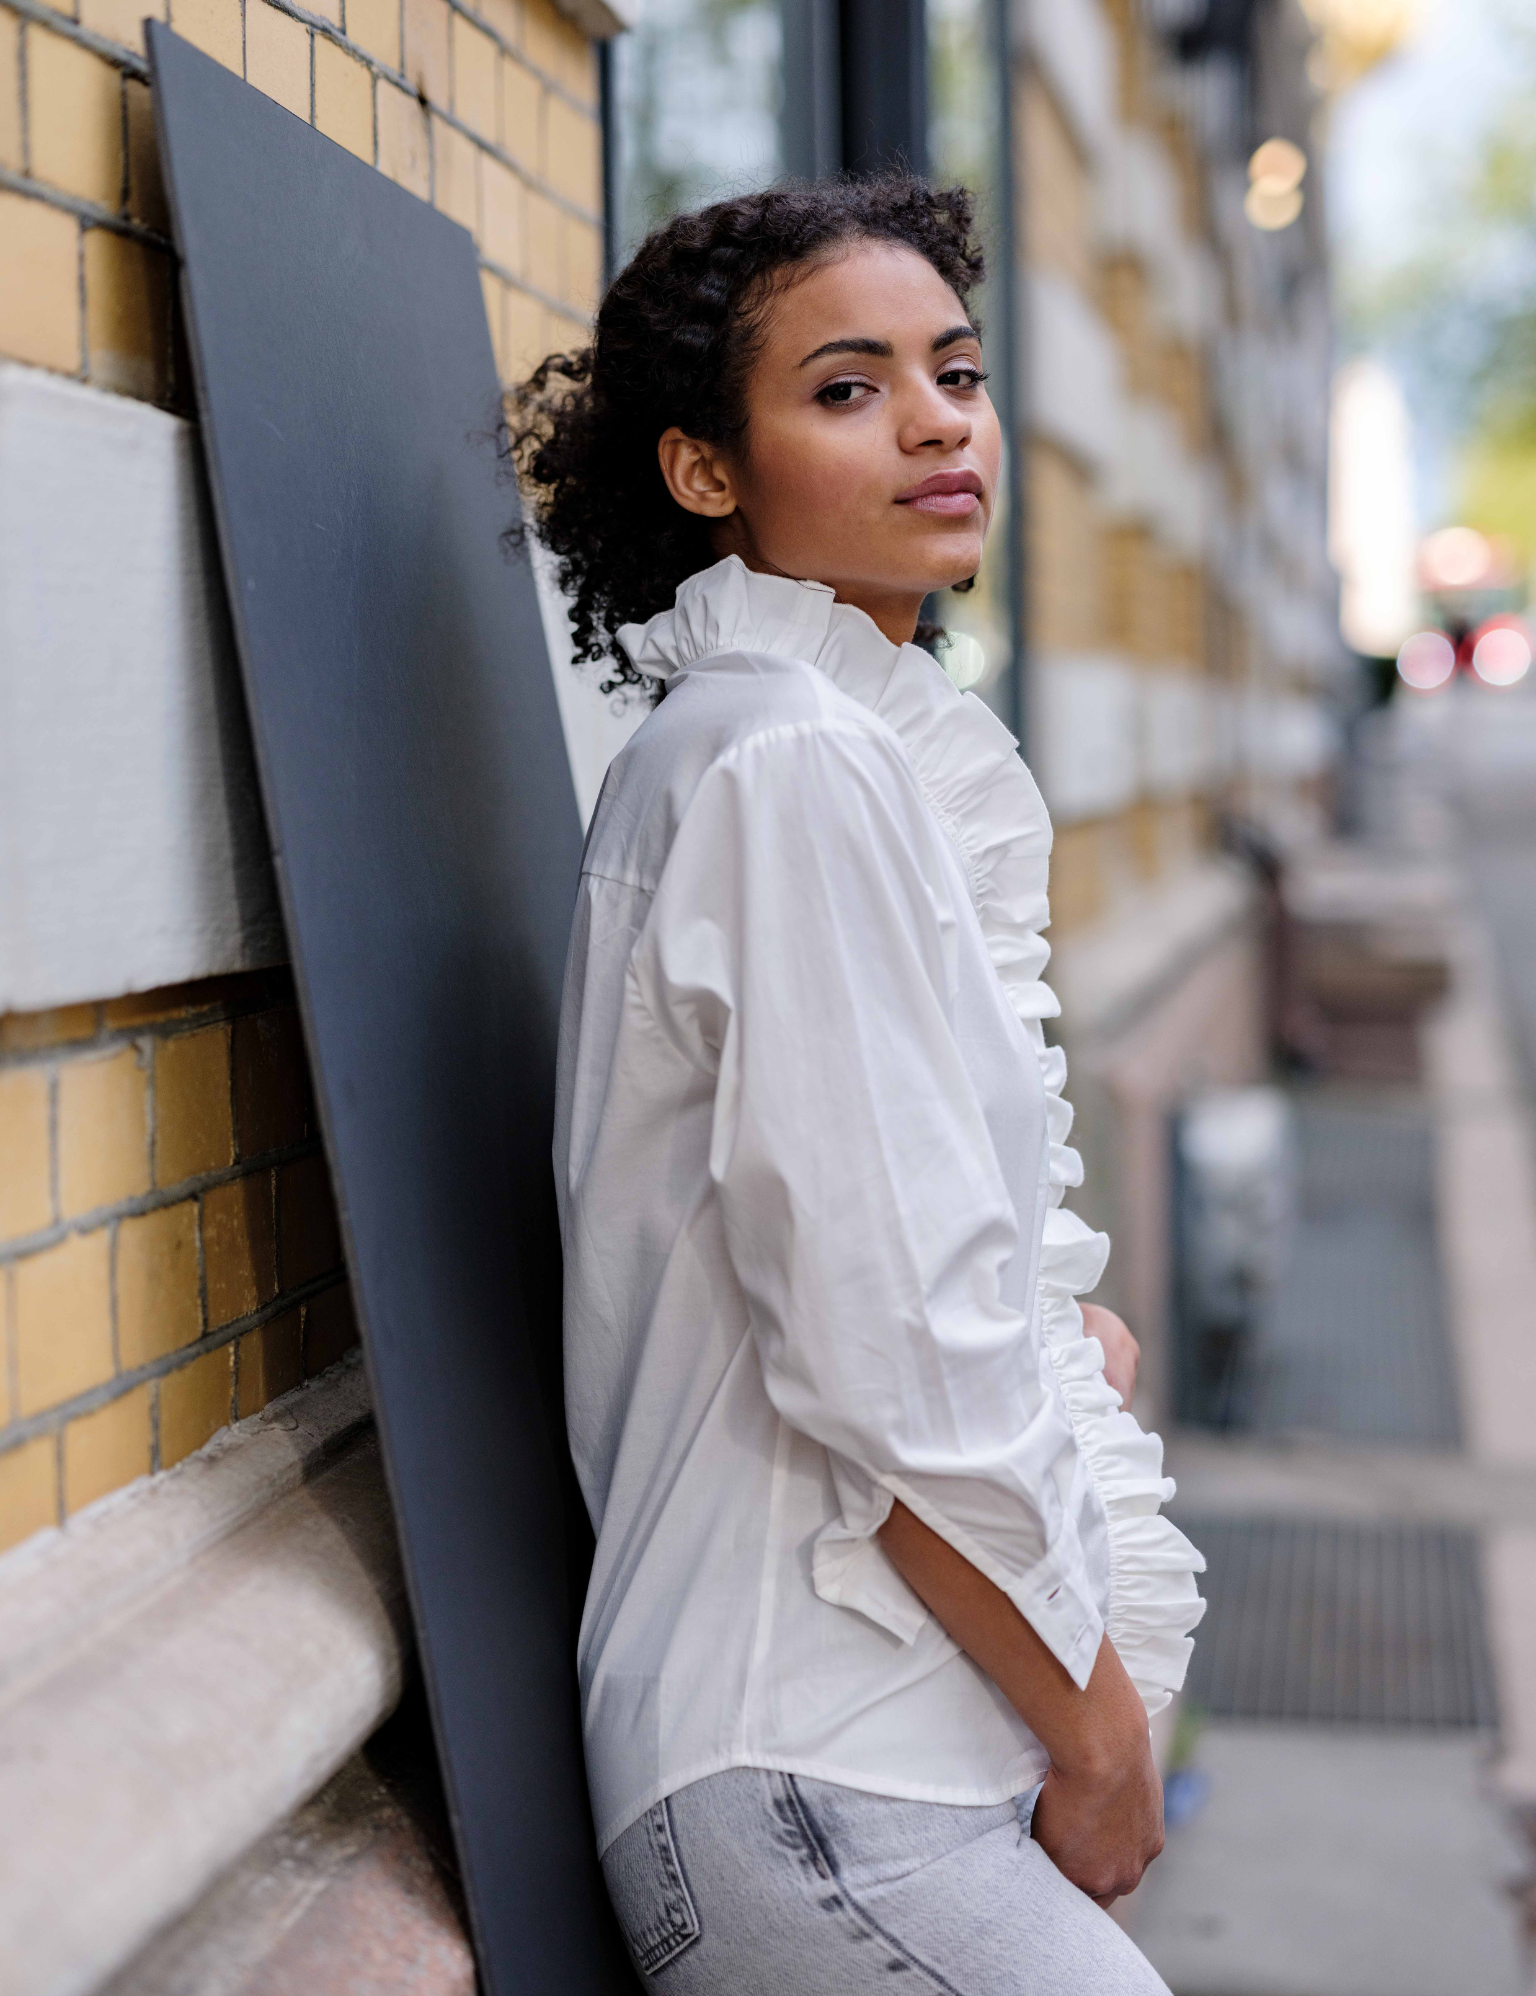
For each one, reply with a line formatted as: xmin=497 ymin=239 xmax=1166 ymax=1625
xmin=658 ymin=428 xmax=739 ymax=518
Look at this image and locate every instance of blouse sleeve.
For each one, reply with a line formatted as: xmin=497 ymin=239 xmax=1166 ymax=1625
xmin=631 ymin=715 xmax=1105 ymax=1690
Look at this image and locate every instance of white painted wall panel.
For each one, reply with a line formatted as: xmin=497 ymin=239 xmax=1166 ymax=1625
xmin=1140 ymin=672 xmax=1215 ymax=798
xmin=1024 ymin=271 xmax=1123 ymax=476
xmin=1016 ymin=0 xmax=1115 ymax=162
xmin=0 ymin=365 xmax=284 ymax=1013
xmin=0 ymin=363 xmax=634 ymax=1014
xmin=1032 ymin=651 xmax=1139 ymax=823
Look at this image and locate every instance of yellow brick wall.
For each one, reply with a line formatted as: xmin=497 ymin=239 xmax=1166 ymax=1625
xmin=1018 ymin=67 xmax=1092 ymax=294
xmin=0 ymin=0 xmax=601 ymax=405
xmin=1028 ymin=438 xmax=1103 ymax=653
xmin=0 ymin=0 xmax=600 ymax=1551
xmin=0 ymin=973 xmax=358 ymax=1552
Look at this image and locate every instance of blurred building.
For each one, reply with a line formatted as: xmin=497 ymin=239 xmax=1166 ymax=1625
xmin=0 ymin=0 xmax=1343 ymax=1985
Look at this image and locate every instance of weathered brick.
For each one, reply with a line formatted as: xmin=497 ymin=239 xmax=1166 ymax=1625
xmin=81 ymin=0 xmax=168 ymax=53
xmin=475 ymin=0 xmax=520 ymax=51
xmin=378 ymin=79 xmax=431 ymax=198
xmin=498 ymin=52 xmax=538 ymax=169
xmin=402 ymin=0 xmax=449 ymax=107
xmin=503 ymin=281 xmax=543 ymax=376
xmin=28 ymin=30 xmax=124 ymax=209
xmin=123 ymin=78 xmax=171 ymax=233
xmin=0 ymin=11 xmax=21 ymax=170
xmin=525 ymin=186 xmax=558 ymax=292
xmin=303 ymin=1280 xmax=359 ymax=1376
xmin=153 ymin=1024 xmax=233 ymax=1187
xmin=232 ymin=1007 xmax=309 ymax=1159
xmin=14 ymin=1231 xmax=113 ymax=1416
xmin=314 ymin=36 xmax=373 ymax=161
xmin=543 ymin=90 xmax=595 ymax=209
xmin=58 ymin=1043 xmax=149 ymax=1218
xmin=236 ymin=1306 xmax=303 ymax=1416
xmin=277 ymin=1153 xmax=343 ymax=1289
xmin=0 ymin=1005 xmax=98 ymax=1055
xmin=1049 ymin=820 xmax=1107 ymax=937
xmin=0 ymin=191 xmax=79 ymax=374
xmin=117 ymin=1200 xmax=202 ymax=1365
xmin=170 ymin=0 xmax=243 ymax=72
xmin=63 ymin=1382 xmax=151 ymax=1513
xmin=432 ymin=112 xmax=478 ymax=235
xmin=522 ymin=0 xmax=591 ymax=103
xmin=246 ymin=1 xmax=311 ymax=120
xmin=158 ymin=1345 xmax=233 ymax=1466
xmin=451 ymin=11 xmax=497 ymax=139
xmin=0 ymin=1067 xmax=52 ymax=1243
xmin=203 ymin=1172 xmax=277 ymax=1327
xmin=85 ymin=228 xmax=173 ymax=402
xmin=0 ymin=1434 xmax=59 ymax=1552
xmin=479 ymin=152 xmax=521 ymax=272
xmin=562 ymin=212 xmax=599 ymax=316
xmin=346 ymin=0 xmax=400 ymax=68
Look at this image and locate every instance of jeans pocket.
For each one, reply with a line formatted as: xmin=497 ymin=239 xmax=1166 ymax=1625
xmin=601 ymin=1798 xmax=702 ymax=1977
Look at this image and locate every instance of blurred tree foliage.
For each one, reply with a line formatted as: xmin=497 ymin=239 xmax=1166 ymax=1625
xmin=1347 ymin=10 xmax=1536 ymax=561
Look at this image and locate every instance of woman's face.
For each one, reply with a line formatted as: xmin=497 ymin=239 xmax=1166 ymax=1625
xmin=658 ymin=241 xmax=1002 ymax=645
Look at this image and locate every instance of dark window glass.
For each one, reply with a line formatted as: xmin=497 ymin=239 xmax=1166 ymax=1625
xmin=928 ymin=0 xmax=1021 ymax=724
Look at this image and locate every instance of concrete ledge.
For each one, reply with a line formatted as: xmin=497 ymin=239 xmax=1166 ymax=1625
xmin=0 ymin=1363 xmax=410 ymax=1996
xmin=1052 ymin=856 xmax=1255 ymax=1043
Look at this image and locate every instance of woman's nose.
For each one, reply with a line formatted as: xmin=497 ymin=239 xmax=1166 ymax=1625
xmin=897 ymin=378 xmax=971 ymax=454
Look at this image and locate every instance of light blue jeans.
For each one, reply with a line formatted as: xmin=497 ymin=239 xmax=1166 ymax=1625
xmin=600 ymin=1768 xmax=1171 ymax=1994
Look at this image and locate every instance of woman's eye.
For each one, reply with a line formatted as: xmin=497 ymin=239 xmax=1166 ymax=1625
xmin=938 ymin=365 xmax=988 ymax=390
xmin=816 ymin=378 xmax=874 ymax=407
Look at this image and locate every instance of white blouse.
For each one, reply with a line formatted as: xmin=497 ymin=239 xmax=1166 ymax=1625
xmin=554 ymin=556 xmax=1204 ymax=1857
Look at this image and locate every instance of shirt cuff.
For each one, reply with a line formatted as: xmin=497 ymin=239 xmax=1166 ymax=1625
xmin=878 ymin=1473 xmax=1105 ymax=1690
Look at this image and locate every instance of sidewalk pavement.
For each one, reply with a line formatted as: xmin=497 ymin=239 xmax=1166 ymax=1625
xmin=1122 ymin=701 xmax=1536 ymax=1994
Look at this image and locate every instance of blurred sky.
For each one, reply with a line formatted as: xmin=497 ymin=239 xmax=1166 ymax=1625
xmin=1329 ymin=0 xmax=1517 ymax=285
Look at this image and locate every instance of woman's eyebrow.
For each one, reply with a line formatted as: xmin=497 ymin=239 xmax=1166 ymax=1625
xmin=797 ymin=325 xmax=982 ymax=367
xmin=797 ymin=335 xmax=893 ymax=367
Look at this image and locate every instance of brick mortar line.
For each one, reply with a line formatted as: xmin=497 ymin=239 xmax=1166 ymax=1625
xmin=0 ymin=1134 xmax=324 ymax=1266
xmin=2 ymin=0 xmax=150 ymax=76
xmin=0 ymin=979 xmax=297 ymax=1072
xmin=0 ymin=1268 xmax=348 ymax=1455
xmin=215 ymin=0 xmax=601 ymax=229
xmin=0 ymin=162 xmax=174 ymax=250
xmin=1 ymin=1 xmax=599 ymax=292
xmin=442 ymin=0 xmax=599 ymax=123
xmin=477 ymin=249 xmax=585 ymax=325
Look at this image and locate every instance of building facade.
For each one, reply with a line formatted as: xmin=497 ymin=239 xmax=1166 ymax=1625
xmin=0 ymin=0 xmax=1339 ymax=1983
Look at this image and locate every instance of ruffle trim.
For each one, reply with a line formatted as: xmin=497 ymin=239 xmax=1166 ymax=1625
xmin=621 ymin=557 xmax=1205 ymax=1712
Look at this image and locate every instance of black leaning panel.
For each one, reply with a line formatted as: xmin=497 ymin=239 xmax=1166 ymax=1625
xmin=147 ymin=28 xmax=633 ymax=1992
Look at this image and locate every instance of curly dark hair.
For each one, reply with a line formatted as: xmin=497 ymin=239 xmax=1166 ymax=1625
xmin=504 ymin=176 xmax=986 ymax=693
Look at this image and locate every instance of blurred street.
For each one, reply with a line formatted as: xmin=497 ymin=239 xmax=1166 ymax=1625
xmin=1124 ymin=676 xmax=1536 ymax=1994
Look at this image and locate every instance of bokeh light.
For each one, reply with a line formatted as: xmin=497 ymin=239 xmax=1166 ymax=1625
xmin=1471 ymin=623 xmax=1532 ymax=688
xmin=1420 ymin=525 xmax=1492 ymax=590
xmin=1396 ymin=629 xmax=1456 ymax=691
xmin=1247 ymin=137 xmax=1307 ymax=191
xmin=1246 ymin=136 xmax=1307 ymax=230
xmin=1245 ymin=183 xmax=1304 ymax=229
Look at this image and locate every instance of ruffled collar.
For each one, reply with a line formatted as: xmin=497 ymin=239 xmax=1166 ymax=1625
xmin=619 ymin=557 xmax=1059 ymax=1023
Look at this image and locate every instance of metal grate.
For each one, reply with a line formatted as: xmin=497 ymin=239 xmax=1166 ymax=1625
xmin=1243 ymin=1096 xmax=1461 ymax=1446
xmin=1179 ymin=1517 xmax=1499 ymax=1730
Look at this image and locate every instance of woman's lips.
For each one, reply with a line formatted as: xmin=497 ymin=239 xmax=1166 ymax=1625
xmin=895 ymin=470 xmax=984 ymax=519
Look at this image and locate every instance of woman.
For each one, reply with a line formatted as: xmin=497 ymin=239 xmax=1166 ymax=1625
xmin=511 ymin=178 xmax=1204 ymax=1994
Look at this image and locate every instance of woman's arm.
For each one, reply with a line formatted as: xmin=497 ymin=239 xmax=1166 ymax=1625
xmin=878 ymin=1499 xmax=1164 ymax=1906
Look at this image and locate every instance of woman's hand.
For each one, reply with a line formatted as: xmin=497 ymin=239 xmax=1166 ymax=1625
xmin=1029 ymin=1643 xmax=1165 ymax=1907
xmin=1082 ymin=1302 xmax=1138 ymax=1410
xmin=878 ymin=1505 xmax=1166 ymax=1907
